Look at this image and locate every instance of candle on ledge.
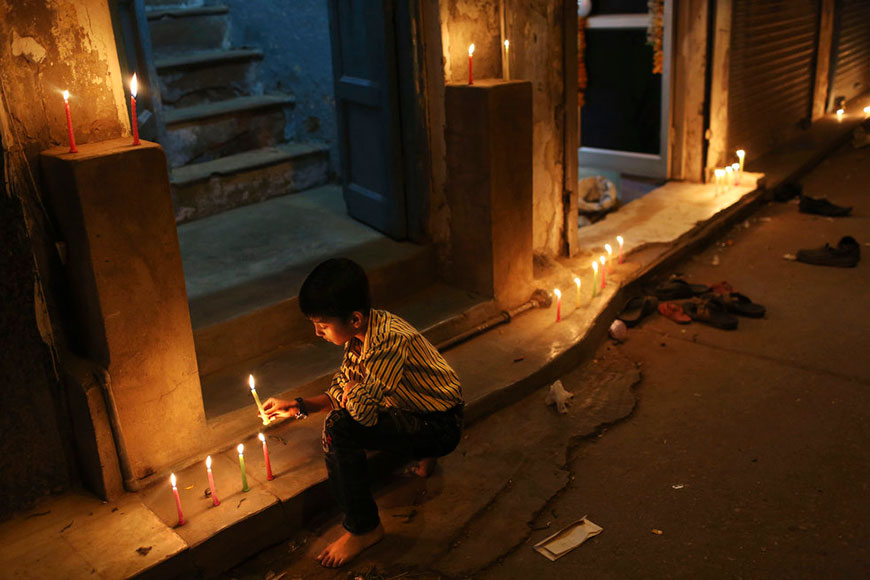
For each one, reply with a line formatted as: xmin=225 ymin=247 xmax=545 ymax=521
xmin=731 ymin=163 xmax=740 ymax=186
xmin=725 ymin=165 xmax=733 ymax=189
xmin=714 ymin=168 xmax=725 ymax=196
xmin=553 ymin=288 xmax=562 ymax=322
xmin=130 ymin=73 xmax=140 ymax=146
xmin=503 ymin=39 xmax=511 ymax=80
xmin=616 ymin=235 xmax=625 ymax=264
xmin=592 ymin=261 xmax=599 ymax=297
xmin=604 ymin=244 xmax=613 ymax=274
xmin=170 ymin=473 xmax=185 ymax=526
xmin=238 ymin=444 xmax=250 ymax=492
xmin=599 ymin=256 xmax=606 ymax=289
xmin=468 ymin=43 xmax=475 ymax=85
xmin=574 ymin=277 xmax=581 ymax=308
xmin=259 ymin=433 xmax=274 ymax=480
xmin=248 ymin=374 xmax=270 ymax=425
xmin=205 ymin=456 xmax=220 ymax=506
xmin=736 ymin=149 xmax=745 ymax=174
xmin=836 ymin=107 xmax=845 ymax=121
xmin=62 ymin=90 xmax=78 ymax=153
xmin=864 ymin=105 xmax=870 ymax=115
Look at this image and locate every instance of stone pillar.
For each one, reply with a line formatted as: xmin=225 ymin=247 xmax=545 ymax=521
xmin=445 ymin=79 xmax=534 ymax=307
xmin=41 ymin=139 xmax=207 ymax=487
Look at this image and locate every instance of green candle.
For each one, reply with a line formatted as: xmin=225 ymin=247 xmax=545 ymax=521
xmin=238 ymin=444 xmax=249 ymax=492
xmin=592 ymin=261 xmax=599 ymax=297
xmin=248 ymin=374 xmax=269 ymax=425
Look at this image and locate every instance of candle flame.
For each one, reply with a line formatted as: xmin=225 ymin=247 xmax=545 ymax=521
xmin=864 ymin=106 xmax=870 ymax=114
xmin=237 ymin=443 xmax=244 ymax=455
xmin=726 ymin=166 xmax=733 ymax=174
xmin=468 ymin=43 xmax=475 ymax=57
xmin=616 ymin=235 xmax=624 ymax=246
xmin=248 ymin=374 xmax=255 ymax=391
xmin=574 ymin=276 xmax=581 ymax=288
xmin=592 ymin=261 xmax=598 ymax=272
xmin=731 ymin=163 xmax=740 ymax=171
xmin=258 ymin=432 xmax=265 ymax=443
xmin=504 ymin=39 xmax=510 ymax=49
xmin=62 ymin=90 xmax=70 ymax=103
xmin=553 ymin=288 xmax=561 ymax=298
xmin=736 ymin=150 xmax=745 ymax=159
xmin=599 ymin=256 xmax=605 ymax=265
xmin=170 ymin=473 xmax=177 ymax=487
xmin=604 ymin=243 xmax=612 ymax=256
xmin=714 ymin=168 xmax=725 ymax=178
xmin=836 ymin=108 xmax=845 ymax=116
xmin=130 ymin=73 xmax=138 ymax=98
xmin=206 ymin=455 xmax=212 ymax=469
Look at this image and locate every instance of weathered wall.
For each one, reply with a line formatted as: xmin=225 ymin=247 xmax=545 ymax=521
xmin=0 ymin=0 xmax=129 ymax=519
xmin=437 ymin=0 xmax=566 ymax=256
xmin=224 ymin=0 xmax=338 ymax=175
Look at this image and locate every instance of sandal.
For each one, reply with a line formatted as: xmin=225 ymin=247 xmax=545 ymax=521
xmin=721 ymin=292 xmax=766 ymax=318
xmin=657 ymin=301 xmax=691 ymax=324
xmin=708 ymin=281 xmax=735 ymax=295
xmin=682 ymin=297 xmax=738 ymax=330
xmin=652 ymin=278 xmax=711 ymax=300
xmin=617 ymin=296 xmax=659 ymax=327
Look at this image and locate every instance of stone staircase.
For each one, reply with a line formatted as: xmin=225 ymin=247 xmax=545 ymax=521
xmin=143 ymin=0 xmax=329 ymax=223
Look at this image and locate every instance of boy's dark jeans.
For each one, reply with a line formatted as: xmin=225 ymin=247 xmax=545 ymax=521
xmin=322 ymin=405 xmax=463 ymax=535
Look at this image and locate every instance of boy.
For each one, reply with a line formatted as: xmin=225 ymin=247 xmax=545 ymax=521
xmin=263 ymin=258 xmax=464 ymax=568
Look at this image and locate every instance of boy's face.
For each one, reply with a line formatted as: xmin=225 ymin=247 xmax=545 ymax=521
xmin=309 ymin=313 xmax=364 ymax=345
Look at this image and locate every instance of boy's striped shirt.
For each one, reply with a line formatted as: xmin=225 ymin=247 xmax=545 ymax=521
xmin=325 ymin=309 xmax=463 ymax=426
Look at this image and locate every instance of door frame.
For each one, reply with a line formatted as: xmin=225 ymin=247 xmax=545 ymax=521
xmin=577 ymin=0 xmax=674 ymax=179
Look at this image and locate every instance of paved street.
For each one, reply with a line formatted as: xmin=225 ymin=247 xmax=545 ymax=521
xmin=223 ymin=143 xmax=869 ymax=580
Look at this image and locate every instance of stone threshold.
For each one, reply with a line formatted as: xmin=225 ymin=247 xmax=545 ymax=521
xmin=1 ymin=106 xmax=866 ymax=579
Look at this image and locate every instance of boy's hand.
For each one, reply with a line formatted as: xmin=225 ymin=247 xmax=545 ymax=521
xmin=263 ymin=397 xmax=299 ymax=421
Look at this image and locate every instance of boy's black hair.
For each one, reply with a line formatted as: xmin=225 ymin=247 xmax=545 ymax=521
xmin=298 ymin=258 xmax=371 ymax=320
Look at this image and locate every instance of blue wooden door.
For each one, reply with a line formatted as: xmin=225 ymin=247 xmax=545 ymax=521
xmin=328 ymin=0 xmax=407 ymax=239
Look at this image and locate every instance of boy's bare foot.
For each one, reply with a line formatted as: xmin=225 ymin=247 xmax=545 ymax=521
xmin=407 ymin=457 xmax=436 ymax=478
xmin=317 ymin=523 xmax=384 ymax=568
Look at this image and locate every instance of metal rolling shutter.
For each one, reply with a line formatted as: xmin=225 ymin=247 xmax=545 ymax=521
xmin=830 ymin=0 xmax=870 ymax=107
xmin=727 ymin=0 xmax=819 ymax=158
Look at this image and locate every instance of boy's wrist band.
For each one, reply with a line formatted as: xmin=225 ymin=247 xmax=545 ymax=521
xmin=294 ymin=397 xmax=309 ymax=419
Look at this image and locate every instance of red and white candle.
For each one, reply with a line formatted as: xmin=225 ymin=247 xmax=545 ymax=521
xmin=616 ymin=235 xmax=624 ymax=264
xmin=468 ymin=43 xmax=475 ymax=85
xmin=258 ymin=433 xmax=274 ymax=480
xmin=170 ymin=473 xmax=185 ymax=526
xmin=205 ymin=456 xmax=220 ymax=507
xmin=130 ymin=73 xmax=140 ymax=146
xmin=62 ymin=90 xmax=77 ymax=153
xmin=554 ymin=288 xmax=561 ymax=322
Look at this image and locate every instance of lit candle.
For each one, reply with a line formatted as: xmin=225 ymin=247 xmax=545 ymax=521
xmin=62 ymin=90 xmax=78 ymax=153
xmin=574 ymin=276 xmax=581 ymax=308
xmin=248 ymin=374 xmax=269 ymax=425
xmin=731 ymin=163 xmax=740 ymax=186
xmin=238 ymin=444 xmax=249 ymax=492
xmin=836 ymin=107 xmax=845 ymax=121
xmin=170 ymin=473 xmax=185 ymax=526
xmin=599 ymin=256 xmax=606 ymax=289
xmin=592 ymin=261 xmax=599 ymax=297
xmin=130 ymin=74 xmax=140 ymax=146
xmin=725 ymin=165 xmax=733 ymax=189
xmin=714 ymin=168 xmax=725 ymax=196
xmin=503 ymin=39 xmax=510 ymax=80
xmin=205 ymin=456 xmax=220 ymax=506
xmin=864 ymin=106 xmax=870 ymax=115
xmin=736 ymin=149 xmax=745 ymax=174
xmin=616 ymin=235 xmax=624 ymax=264
xmin=604 ymin=244 xmax=613 ymax=274
xmin=468 ymin=43 xmax=475 ymax=85
xmin=259 ymin=433 xmax=274 ymax=481
xmin=553 ymin=288 xmax=561 ymax=323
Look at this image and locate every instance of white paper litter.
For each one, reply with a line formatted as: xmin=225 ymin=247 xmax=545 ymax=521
xmin=533 ymin=517 xmax=603 ymax=561
xmin=782 ymin=253 xmax=797 ymax=261
xmin=544 ymin=380 xmax=573 ymax=414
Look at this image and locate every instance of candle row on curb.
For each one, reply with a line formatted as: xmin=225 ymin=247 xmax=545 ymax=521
xmin=712 ymin=149 xmax=746 ymax=196
xmin=170 ymin=433 xmax=274 ymax=527
xmin=553 ymin=235 xmax=624 ymax=322
xmin=61 ymin=74 xmax=140 ymax=152
xmin=836 ymin=105 xmax=870 ymax=121
xmin=467 ymin=40 xmax=513 ymax=85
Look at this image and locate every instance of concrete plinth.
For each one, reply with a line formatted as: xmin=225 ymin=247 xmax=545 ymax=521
xmin=445 ymin=80 xmax=534 ymax=307
xmin=41 ymin=139 xmax=207 ymax=487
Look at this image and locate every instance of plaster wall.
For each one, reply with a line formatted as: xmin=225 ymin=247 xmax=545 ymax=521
xmin=0 ymin=0 xmax=130 ymax=518
xmin=224 ymin=0 xmax=338 ymax=175
xmin=438 ymin=0 xmax=566 ymax=256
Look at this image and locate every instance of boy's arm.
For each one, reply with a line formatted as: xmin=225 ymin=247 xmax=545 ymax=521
xmin=324 ymin=360 xmax=351 ymax=409
xmin=344 ymin=333 xmax=407 ymax=426
xmin=262 ymin=393 xmax=332 ymax=420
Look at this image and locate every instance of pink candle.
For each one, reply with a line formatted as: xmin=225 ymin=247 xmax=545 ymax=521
xmin=170 ymin=473 xmax=185 ymax=526
xmin=616 ymin=235 xmax=624 ymax=264
xmin=259 ymin=433 xmax=274 ymax=480
xmin=205 ymin=456 xmax=220 ymax=506
xmin=468 ymin=44 xmax=475 ymax=85
xmin=599 ymin=256 xmax=606 ymax=288
xmin=553 ymin=289 xmax=561 ymax=322
xmin=130 ymin=74 xmax=140 ymax=146
xmin=62 ymin=91 xmax=78 ymax=153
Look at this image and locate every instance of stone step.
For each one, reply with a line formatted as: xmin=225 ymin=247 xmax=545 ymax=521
xmin=156 ymin=49 xmax=264 ymax=109
xmin=162 ymin=95 xmax=296 ymax=167
xmin=170 ymin=143 xmax=330 ymax=223
xmin=147 ymin=4 xmax=230 ymax=56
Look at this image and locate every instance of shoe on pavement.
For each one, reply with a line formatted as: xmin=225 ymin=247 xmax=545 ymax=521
xmin=795 ymin=236 xmax=860 ymax=268
xmin=682 ymin=297 xmax=738 ymax=330
xmin=799 ymin=195 xmax=852 ymax=217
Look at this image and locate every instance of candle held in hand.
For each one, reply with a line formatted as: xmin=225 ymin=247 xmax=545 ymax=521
xmin=205 ymin=456 xmax=220 ymax=506
xmin=62 ymin=90 xmax=78 ymax=153
xmin=130 ymin=74 xmax=140 ymax=146
xmin=616 ymin=235 xmax=624 ymax=264
xmin=553 ymin=289 xmax=561 ymax=323
xmin=259 ymin=433 xmax=274 ymax=480
xmin=468 ymin=43 xmax=475 ymax=85
xmin=248 ymin=374 xmax=270 ymax=425
xmin=170 ymin=473 xmax=185 ymax=526
xmin=238 ymin=444 xmax=249 ymax=492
